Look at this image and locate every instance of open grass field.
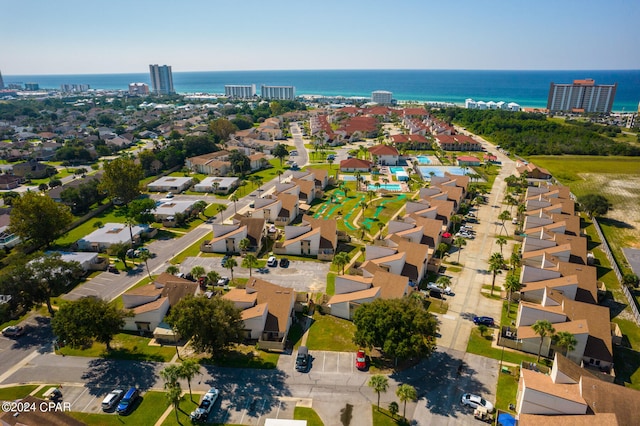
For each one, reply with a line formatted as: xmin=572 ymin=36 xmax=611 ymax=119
xmin=305 ymin=311 xmax=358 ymax=352
xmin=529 ymin=155 xmax=640 ymax=269
xmin=58 ymin=332 xmax=176 ymax=362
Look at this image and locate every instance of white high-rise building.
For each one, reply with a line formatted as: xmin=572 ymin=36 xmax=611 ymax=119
xmin=149 ymin=64 xmax=175 ymax=95
xmin=547 ymin=79 xmax=617 ymax=113
xmin=0 ymin=70 xmax=4 ymax=90
xmin=371 ymin=90 xmax=393 ymax=105
xmin=261 ymin=85 xmax=295 ymax=100
xmin=225 ymin=84 xmax=256 ymax=99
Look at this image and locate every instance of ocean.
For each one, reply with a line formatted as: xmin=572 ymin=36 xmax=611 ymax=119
xmin=4 ymin=69 xmax=640 ymax=112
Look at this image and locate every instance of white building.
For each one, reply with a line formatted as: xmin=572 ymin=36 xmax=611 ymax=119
xmin=261 ymin=85 xmax=295 ymax=100
xmin=225 ymin=84 xmax=256 ymax=98
xmin=147 ymin=176 xmax=193 ymax=193
xmin=129 ymin=83 xmax=149 ymax=96
xmin=149 ymin=64 xmax=175 ymax=95
xmin=371 ymin=90 xmax=393 ymax=105
xmin=193 ymin=176 xmax=240 ymax=193
xmin=76 ymin=223 xmax=151 ymax=252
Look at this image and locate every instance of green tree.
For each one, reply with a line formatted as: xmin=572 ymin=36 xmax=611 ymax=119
xmin=177 ymin=358 xmax=201 ymax=401
xmin=332 ymin=252 xmax=350 ymax=275
xmin=217 ymin=204 xmax=228 ymax=224
xmin=191 ymin=266 xmax=206 ymax=280
xmin=138 ymin=250 xmax=154 ymax=280
xmin=498 ymin=210 xmax=512 ymax=235
xmin=160 ymin=364 xmax=183 ymax=422
xmin=272 ymin=144 xmax=289 ymax=166
xmin=166 ymin=265 xmax=179 ymax=275
xmin=388 ymin=401 xmax=399 ymax=419
xmin=496 ymin=236 xmax=507 ymax=255
xmin=578 ymin=193 xmax=611 ymax=217
xmin=553 ymin=331 xmax=577 ymax=357
xmin=239 ymin=238 xmax=250 ymax=254
xmin=230 ymin=194 xmax=239 ymax=214
xmin=100 ymin=157 xmax=143 ymax=205
xmin=453 ymin=236 xmax=467 ymax=263
xmin=368 ymin=375 xmax=388 ymax=411
xmin=437 ymin=242 xmax=449 ymax=259
xmin=622 ymin=273 xmax=639 ymax=288
xmin=192 ymin=200 xmax=208 ymax=217
xmin=353 ymin=298 xmax=438 ymax=361
xmin=207 ymin=270 xmax=221 ymax=286
xmin=242 ymin=254 xmax=258 ymax=277
xmin=396 ymin=384 xmax=417 ymax=419
xmin=52 ymin=296 xmax=130 ymax=350
xmin=108 ymin=241 xmax=130 ymax=269
xmin=9 ymin=191 xmax=73 ymax=248
xmin=504 ymin=274 xmax=521 ymax=317
xmin=166 ymin=383 xmax=182 ymax=423
xmin=436 ymin=275 xmax=451 ymax=292
xmin=25 ymin=253 xmax=83 ymax=316
xmin=209 ymin=118 xmax=238 ymax=142
xmin=532 ymin=319 xmax=555 ymax=362
xmin=450 ymin=214 xmax=462 ymax=233
xmin=165 ymin=295 xmax=244 ymax=355
xmin=223 ymin=257 xmax=237 ymax=282
xmin=488 ymin=252 xmax=504 ymax=296
xmin=477 ymin=324 xmax=488 ymax=337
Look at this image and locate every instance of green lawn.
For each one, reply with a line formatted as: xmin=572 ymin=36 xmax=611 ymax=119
xmin=305 ymin=312 xmax=358 ymax=352
xmin=326 ymin=273 xmax=336 ymax=296
xmin=170 ymin=233 xmax=210 ymax=264
xmin=495 ymin=367 xmax=519 ymax=413
xmin=201 ymin=346 xmax=279 ymax=369
xmin=0 ymin=385 xmax=38 ymax=400
xmin=466 ymin=328 xmax=538 ymax=365
xmin=161 ymin=395 xmax=199 ymax=426
xmin=294 ymin=406 xmax=324 ymax=426
xmin=58 ymin=332 xmax=176 ymax=362
xmin=372 ymin=405 xmax=408 ymax=426
xmin=69 ymin=391 xmax=169 ymax=426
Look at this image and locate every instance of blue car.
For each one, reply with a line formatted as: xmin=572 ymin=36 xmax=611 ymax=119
xmin=116 ymin=387 xmax=139 ymax=415
xmin=473 ymin=316 xmax=495 ymax=327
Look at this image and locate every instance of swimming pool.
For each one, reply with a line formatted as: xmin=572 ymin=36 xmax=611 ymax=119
xmin=415 ymin=156 xmax=431 ymax=164
xmin=389 ymin=166 xmax=405 ymax=173
xmin=417 ymin=166 xmax=467 ymax=179
xmin=367 ymin=183 xmax=403 ymax=191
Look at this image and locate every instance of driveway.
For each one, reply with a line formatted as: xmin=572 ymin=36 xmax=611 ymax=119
xmin=180 ymin=257 xmax=329 ymax=293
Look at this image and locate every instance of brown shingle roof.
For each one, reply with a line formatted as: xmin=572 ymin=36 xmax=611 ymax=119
xmin=246 ymin=278 xmax=294 ymax=334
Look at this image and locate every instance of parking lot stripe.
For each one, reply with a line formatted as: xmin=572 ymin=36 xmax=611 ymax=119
xmin=322 ymin=352 xmax=326 ymax=372
xmin=70 ymin=386 xmax=88 ymax=408
xmin=81 ymin=392 xmax=97 ymax=413
xmin=337 ymin=352 xmax=340 ymax=373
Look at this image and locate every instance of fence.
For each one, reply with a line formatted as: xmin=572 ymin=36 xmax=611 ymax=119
xmin=591 ymin=215 xmax=640 ymax=325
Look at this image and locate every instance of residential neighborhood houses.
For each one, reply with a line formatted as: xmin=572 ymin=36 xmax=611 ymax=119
xmin=0 ymin=93 xmax=638 ymax=426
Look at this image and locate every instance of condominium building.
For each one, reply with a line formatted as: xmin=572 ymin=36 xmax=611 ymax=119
xmin=371 ymin=90 xmax=393 ymax=105
xmin=0 ymin=70 xmax=4 ymax=90
xmin=261 ymin=85 xmax=295 ymax=100
xmin=225 ymin=84 xmax=256 ymax=99
xmin=547 ymin=79 xmax=617 ymax=113
xmin=149 ymin=64 xmax=175 ymax=95
xmin=129 ymin=82 xmax=150 ymax=96
xmin=60 ymin=84 xmax=90 ymax=93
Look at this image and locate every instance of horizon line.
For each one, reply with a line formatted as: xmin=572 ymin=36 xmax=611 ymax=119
xmin=4 ymin=68 xmax=640 ymax=77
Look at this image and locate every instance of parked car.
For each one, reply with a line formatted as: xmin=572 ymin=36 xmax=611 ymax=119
xmin=217 ymin=277 xmax=229 ymax=287
xmin=101 ymin=389 xmax=124 ymax=411
xmin=116 ymin=387 xmax=140 ymax=415
xmin=2 ymin=325 xmax=25 ymax=337
xmin=461 ymin=393 xmax=494 ymax=412
xmin=290 ymin=150 xmax=298 ymax=156
xmin=107 ymin=264 xmax=119 ymax=274
xmin=166 ymin=192 xmax=174 ymax=198
xmin=267 ymin=256 xmax=278 ymax=267
xmin=279 ymin=258 xmax=290 ymax=268
xmin=190 ymin=387 xmax=219 ymax=422
xmin=296 ymin=346 xmax=310 ymax=372
xmin=426 ymin=282 xmax=453 ymax=295
xmin=355 ymin=349 xmax=367 ymax=370
xmin=473 ymin=316 xmax=495 ymax=327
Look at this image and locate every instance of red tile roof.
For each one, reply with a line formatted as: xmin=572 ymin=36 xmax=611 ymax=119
xmin=368 ymin=144 xmax=399 ymax=156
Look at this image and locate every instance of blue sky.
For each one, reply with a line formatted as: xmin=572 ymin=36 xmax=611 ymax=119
xmin=2 ymin=0 xmax=639 ymax=75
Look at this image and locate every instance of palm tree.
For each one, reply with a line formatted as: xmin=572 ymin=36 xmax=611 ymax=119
xmin=396 ymin=384 xmax=417 ymax=420
xmin=138 ymin=250 xmax=153 ymax=280
xmin=454 ymin=236 xmax=467 ymax=263
xmin=436 ymin=275 xmax=451 ymax=291
xmin=496 ymin=236 xmax=507 ymax=255
xmin=217 ymin=204 xmax=228 ymax=224
xmin=532 ymin=320 xmax=555 ymax=362
xmin=160 ymin=364 xmax=181 ymax=388
xmin=553 ymin=331 xmax=577 ymax=357
xmin=488 ymin=252 xmax=504 ymax=296
xmin=242 ymin=254 xmax=258 ymax=277
xmin=368 ymin=375 xmax=389 ymax=411
xmin=498 ymin=210 xmax=512 ymax=235
xmin=207 ymin=270 xmax=220 ymax=286
xmin=190 ymin=266 xmax=206 ymax=280
xmin=504 ymin=194 xmax=518 ymax=213
xmin=230 ymin=194 xmax=239 ymax=214
xmin=332 ymin=252 xmax=350 ymax=275
xmin=359 ymin=201 xmax=368 ymax=215
xmin=223 ymin=257 xmax=237 ymax=282
xmin=192 ymin=200 xmax=208 ymax=218
xmin=239 ymin=238 xmax=250 ymax=254
xmin=177 ymin=359 xmax=201 ymax=401
xmin=166 ymin=383 xmax=182 ymax=422
xmin=276 ymin=169 xmax=284 ymax=183
xmin=376 ymin=222 xmax=384 ymax=239
xmin=166 ymin=265 xmax=179 ymax=275
xmin=437 ymin=242 xmax=449 ymax=259
xmin=510 ymin=251 xmax=521 ymax=271
xmin=450 ymin=214 xmax=462 ymax=233
xmin=367 ymin=190 xmax=377 ymax=203
xmin=504 ymin=274 xmax=521 ymax=317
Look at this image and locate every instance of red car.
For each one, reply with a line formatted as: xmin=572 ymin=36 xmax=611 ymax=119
xmin=355 ymin=350 xmax=367 ymax=370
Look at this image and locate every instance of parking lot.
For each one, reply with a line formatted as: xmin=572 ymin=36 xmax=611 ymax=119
xmin=38 ymin=384 xmax=113 ymax=414
xmin=286 ymin=350 xmax=359 ymax=375
xmin=180 ymin=256 xmax=329 ymax=293
xmin=212 ymin=395 xmax=302 ymax=425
